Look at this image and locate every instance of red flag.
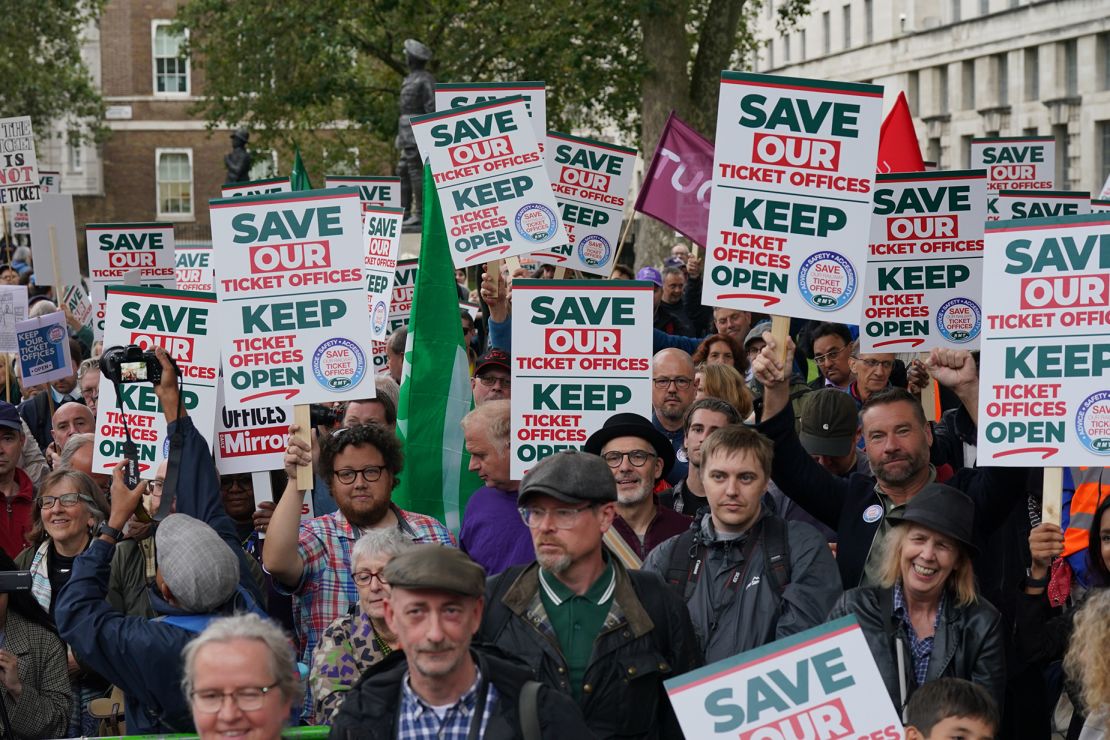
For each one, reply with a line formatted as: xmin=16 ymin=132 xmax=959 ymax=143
xmin=876 ymin=91 xmax=925 ymax=173
xmin=634 ymin=112 xmax=714 ymax=247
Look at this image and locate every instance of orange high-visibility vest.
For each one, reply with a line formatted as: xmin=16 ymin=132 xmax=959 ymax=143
xmin=1063 ymin=467 xmax=1109 ymax=557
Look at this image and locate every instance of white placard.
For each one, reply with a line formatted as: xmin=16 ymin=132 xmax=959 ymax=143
xmin=970 ymin=136 xmax=1055 ymax=222
xmin=994 ymin=190 xmax=1091 ymax=220
xmin=324 ymin=176 xmax=402 ymax=210
xmin=28 ymin=193 xmax=81 ymax=287
xmin=85 ymin=222 xmax=177 ymax=339
xmin=363 ymin=207 xmax=403 ymax=342
xmin=0 ymin=117 xmax=41 ymax=207
xmin=435 ymin=82 xmax=547 ymax=149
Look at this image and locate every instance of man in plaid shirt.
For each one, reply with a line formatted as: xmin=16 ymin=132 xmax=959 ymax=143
xmin=263 ymin=422 xmax=455 ymax=722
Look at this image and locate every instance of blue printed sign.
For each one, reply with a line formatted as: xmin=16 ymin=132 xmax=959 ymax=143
xmin=15 ymin=311 xmax=72 ymax=386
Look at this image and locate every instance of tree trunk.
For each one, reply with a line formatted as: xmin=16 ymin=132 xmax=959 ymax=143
xmin=688 ymin=0 xmax=748 ymax=138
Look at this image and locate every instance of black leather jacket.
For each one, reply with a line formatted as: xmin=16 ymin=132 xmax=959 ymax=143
xmin=829 ymin=586 xmax=1006 ymax=714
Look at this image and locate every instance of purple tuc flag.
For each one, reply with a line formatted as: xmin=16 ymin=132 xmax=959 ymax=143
xmin=633 ymin=111 xmax=714 ymax=248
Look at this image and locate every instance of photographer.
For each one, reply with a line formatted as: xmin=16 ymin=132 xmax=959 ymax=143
xmin=55 ymin=348 xmax=266 ymax=734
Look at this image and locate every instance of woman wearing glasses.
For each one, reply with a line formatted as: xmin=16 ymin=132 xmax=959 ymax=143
xmin=310 ymin=528 xmax=412 ymax=724
xmin=183 ymin=613 xmax=300 ymax=740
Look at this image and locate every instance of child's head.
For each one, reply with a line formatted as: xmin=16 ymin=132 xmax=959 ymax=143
xmin=904 ymin=678 xmax=998 ymax=740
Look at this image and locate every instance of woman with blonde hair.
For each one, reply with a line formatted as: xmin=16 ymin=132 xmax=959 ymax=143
xmin=694 ymin=363 xmax=754 ymax=419
xmin=828 ymin=483 xmax=1005 ymax=718
xmin=1065 ymin=589 xmax=1110 ymax=739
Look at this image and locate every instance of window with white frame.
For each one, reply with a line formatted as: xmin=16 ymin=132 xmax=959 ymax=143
xmin=156 ymin=149 xmax=193 ymax=218
xmin=249 ymin=150 xmax=279 ymax=180
xmin=67 ymin=132 xmax=84 ymax=173
xmin=152 ymin=21 xmax=189 ymax=94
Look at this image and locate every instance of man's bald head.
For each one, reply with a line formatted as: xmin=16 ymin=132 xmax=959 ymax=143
xmin=52 ymin=401 xmax=94 ymax=451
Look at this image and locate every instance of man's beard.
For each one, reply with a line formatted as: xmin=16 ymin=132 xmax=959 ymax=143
xmin=873 ymin=451 xmax=925 ymax=487
xmin=536 ymin=543 xmax=573 ymax=574
xmin=341 ymin=495 xmax=392 ymax=529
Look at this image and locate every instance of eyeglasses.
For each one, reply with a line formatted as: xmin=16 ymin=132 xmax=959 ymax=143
xmin=476 ymin=375 xmax=511 ymax=389
xmin=37 ymin=493 xmax=94 ymax=509
xmin=813 ymin=346 xmax=847 ymax=365
xmin=148 ymin=479 xmax=165 ymax=494
xmin=653 ymin=376 xmax=693 ymax=390
xmin=601 ymin=450 xmax=656 ymax=468
xmin=221 ymin=475 xmax=252 ymax=491
xmin=334 ymin=466 xmax=385 ymax=484
xmin=190 ymin=683 xmax=280 ymax=713
xmin=854 ymin=357 xmax=894 ymax=371
xmin=519 ymin=505 xmax=594 ymax=529
xmin=352 ymin=570 xmax=388 ymax=586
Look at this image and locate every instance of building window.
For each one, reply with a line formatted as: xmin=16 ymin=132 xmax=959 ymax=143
xmin=1023 ymin=127 xmax=1039 ymax=136
xmin=67 ymin=132 xmax=83 ymax=174
xmin=842 ymin=4 xmax=851 ymax=48
xmin=1099 ymin=33 xmax=1110 ymax=90
xmin=927 ymin=137 xmax=942 ymax=168
xmin=952 ymin=0 xmax=961 ymax=22
xmin=783 ymin=34 xmax=791 ymax=62
xmin=907 ymin=70 xmax=920 ymax=115
xmin=1054 ymin=123 xmax=1069 ymax=188
xmin=980 ymin=0 xmax=989 ymax=14
xmin=994 ymin=53 xmax=1009 ymax=106
xmin=937 ymin=65 xmax=950 ymax=114
xmin=766 ymin=38 xmax=774 ymax=69
xmin=1100 ymin=121 xmax=1110 ymax=188
xmin=822 ymin=11 xmax=831 ymax=55
xmin=864 ymin=0 xmax=873 ymax=43
xmin=800 ymin=29 xmax=807 ymax=61
xmin=1024 ymin=47 xmax=1039 ymax=101
xmin=961 ymin=134 xmax=974 ymax=168
xmin=156 ymin=149 xmax=193 ymax=219
xmin=1063 ymin=38 xmax=1078 ymax=96
xmin=961 ymin=60 xmax=975 ymax=109
xmin=248 ymin=150 xmax=279 ymax=180
xmin=152 ymin=21 xmax=189 ymax=95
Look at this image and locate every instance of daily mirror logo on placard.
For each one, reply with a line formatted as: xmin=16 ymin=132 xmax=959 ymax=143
xmin=701 ymin=72 xmax=883 ymax=322
xmin=435 ymin=82 xmax=546 ymax=150
xmin=995 ymin=190 xmax=1091 ymax=220
xmin=214 ymin=383 xmax=291 ymax=475
xmin=324 ymin=176 xmax=402 ymax=210
xmin=86 ymin=223 xmax=177 ymax=339
xmin=220 ymin=177 xmax=292 ymax=198
xmin=970 ymin=136 xmax=1055 ymax=221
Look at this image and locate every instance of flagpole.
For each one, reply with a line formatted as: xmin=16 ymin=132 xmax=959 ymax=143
xmin=609 ymin=213 xmax=636 ymax=277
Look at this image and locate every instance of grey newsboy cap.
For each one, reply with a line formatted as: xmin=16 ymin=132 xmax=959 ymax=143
xmin=518 ymin=449 xmax=617 ymax=506
xmin=384 ymin=544 xmax=486 ymax=598
xmin=156 ymin=514 xmax=240 ymax=613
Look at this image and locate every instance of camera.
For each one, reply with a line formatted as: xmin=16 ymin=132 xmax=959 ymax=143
xmin=101 ymin=344 xmax=177 ymax=385
xmin=0 ymin=571 xmax=31 ymax=593
xmin=310 ymin=404 xmax=341 ymax=428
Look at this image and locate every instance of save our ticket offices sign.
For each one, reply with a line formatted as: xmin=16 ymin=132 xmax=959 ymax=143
xmin=411 ymin=97 xmax=567 ymax=268
xmin=970 ymin=136 xmax=1055 ymax=222
xmin=221 ymin=177 xmax=291 ymax=198
xmin=995 ymin=190 xmax=1091 ymax=220
xmin=665 ymin=616 xmax=903 ymax=740
xmin=175 ymin=244 xmax=213 ymax=292
xmin=977 ymin=213 xmax=1110 ymax=465
xmin=209 ymin=187 xmax=375 ymax=406
xmin=531 ymin=132 xmax=637 ymax=276
xmin=86 ymin=223 xmax=177 ymax=338
xmin=860 ymin=170 xmax=988 ymax=351
xmin=363 ymin=206 xmax=403 ymax=341
xmin=324 ymin=176 xmax=401 ymax=210
xmin=92 ymin=286 xmax=219 ymax=475
xmin=435 ymin=82 xmax=546 ymax=150
xmin=701 ymin=72 xmax=883 ymax=321
xmin=509 ymin=280 xmax=653 ymax=478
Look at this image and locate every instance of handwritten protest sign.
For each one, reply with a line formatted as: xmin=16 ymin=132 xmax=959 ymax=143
xmin=860 ymin=170 xmax=987 ymax=351
xmin=665 ymin=616 xmax=902 ymax=740
xmin=0 ymin=117 xmax=41 ymax=207
xmin=977 ymin=213 xmax=1110 ymax=465
xmin=363 ymin=206 xmax=403 ymax=341
xmin=15 ymin=312 xmax=70 ymax=386
xmin=325 ymin=176 xmax=401 ymax=210
xmin=221 ymin=177 xmax=291 ymax=198
xmin=175 ymin=243 xmax=213 ymax=291
xmin=214 ymin=384 xmax=290 ymax=474
xmin=389 ymin=259 xmax=418 ymax=333
xmin=435 ymin=82 xmax=546 ymax=150
xmin=0 ymin=286 xmax=28 ymax=353
xmin=970 ymin=136 xmax=1055 ymax=222
xmin=209 ymin=188 xmax=375 ymax=406
xmin=701 ymin=72 xmax=883 ymax=321
xmin=11 ymin=171 xmax=60 ymax=234
xmin=60 ymin=283 xmax=94 ymax=331
xmin=530 ymin=132 xmax=636 ymax=276
xmin=509 ymin=279 xmax=653 ymax=478
xmin=28 ymin=194 xmax=81 ymax=287
xmin=411 ymin=97 xmax=566 ymax=268
xmin=995 ymin=190 xmax=1091 ymax=220
xmin=86 ymin=223 xmax=177 ymax=338
xmin=92 ymin=286 xmax=219 ymax=475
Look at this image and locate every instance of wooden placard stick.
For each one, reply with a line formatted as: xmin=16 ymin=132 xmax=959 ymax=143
xmin=1041 ymin=466 xmax=1064 ymax=526
xmin=770 ymin=314 xmax=791 ymax=366
xmin=918 ymin=352 xmax=938 ymax=422
xmin=609 ymin=214 xmax=636 ymax=277
xmin=292 ymin=405 xmax=314 ymax=491
xmin=552 ymin=267 xmax=567 ymax=280
xmin=486 ymin=258 xmax=502 ymax=299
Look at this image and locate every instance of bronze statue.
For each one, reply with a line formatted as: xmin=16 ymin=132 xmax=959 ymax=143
xmin=397 ymin=39 xmax=435 ymax=230
xmin=224 ymin=127 xmax=253 ymax=184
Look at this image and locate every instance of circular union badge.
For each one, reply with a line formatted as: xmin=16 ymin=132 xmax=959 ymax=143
xmin=47 ymin=325 xmax=66 ymax=343
xmin=1075 ymin=390 xmax=1110 ymax=455
xmin=797 ymin=251 xmax=856 ymax=311
xmin=936 ymin=298 xmax=981 ymax=343
xmin=862 ymin=504 xmax=883 ymax=523
xmin=514 ymin=203 xmax=558 ymax=243
xmin=576 ymin=234 xmax=611 ymax=268
xmin=372 ymin=300 xmax=388 ymax=335
xmin=312 ymin=338 xmax=366 ymax=392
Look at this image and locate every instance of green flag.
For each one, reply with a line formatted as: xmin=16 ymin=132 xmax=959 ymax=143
xmin=394 ymin=166 xmax=481 ymax=531
xmin=290 ymin=146 xmax=313 ymax=190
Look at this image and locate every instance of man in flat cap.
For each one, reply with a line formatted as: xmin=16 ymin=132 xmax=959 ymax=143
xmin=478 ymin=451 xmax=700 ymax=740
xmin=397 ymin=38 xmax=435 ymax=229
xmin=330 ymin=545 xmax=591 ymax=738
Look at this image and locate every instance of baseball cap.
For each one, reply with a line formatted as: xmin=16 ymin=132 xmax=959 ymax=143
xmin=384 ymin=544 xmax=486 ymax=598
xmin=156 ymin=514 xmax=240 ymax=613
xmin=0 ymin=402 xmax=22 ymax=432
xmin=635 ymin=266 xmax=662 ymax=287
xmin=744 ymin=320 xmax=772 ymax=349
xmin=518 ymin=450 xmax=617 ymax=506
xmin=475 ymin=348 xmax=510 ymax=376
xmin=799 ymin=389 xmax=859 ymax=457
xmin=663 ymin=256 xmax=686 ymax=270
xmin=583 ymin=412 xmax=675 ymax=479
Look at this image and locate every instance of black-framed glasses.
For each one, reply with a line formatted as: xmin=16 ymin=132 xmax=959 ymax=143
xmin=476 ymin=375 xmax=510 ymax=389
xmin=653 ymin=376 xmax=693 ymax=390
xmin=37 ymin=493 xmax=94 ymax=509
xmin=334 ymin=466 xmax=385 ymax=484
xmin=190 ymin=683 xmax=280 ymax=713
xmin=352 ymin=570 xmax=388 ymax=586
xmin=601 ymin=450 xmax=656 ymax=468
xmin=813 ymin=346 xmax=847 ymax=365
xmin=518 ymin=505 xmax=594 ymax=529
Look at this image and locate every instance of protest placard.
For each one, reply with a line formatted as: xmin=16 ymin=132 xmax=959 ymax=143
xmin=530 ymin=132 xmax=637 ymax=276
xmin=15 ymin=311 xmax=71 ymax=386
xmin=995 ymin=190 xmax=1091 ymax=220
xmin=1093 ymin=199 xmax=1110 ymax=213
xmin=435 ymin=82 xmax=546 ymax=150
xmin=11 ymin=171 xmax=60 ymax=234
xmin=389 ymin=259 xmax=418 ymax=333
xmin=411 ymin=97 xmax=566 ymax=268
xmin=92 ymin=286 xmax=219 ymax=475
xmin=701 ymin=72 xmax=883 ymax=322
xmin=860 ymin=170 xmax=988 ymax=351
xmin=209 ymin=187 xmax=375 ymax=406
xmin=977 ymin=213 xmax=1110 ymax=465
xmin=509 ymin=279 xmax=653 ymax=478
xmin=28 ymin=193 xmax=82 ymax=287
xmin=0 ymin=117 xmax=41 ymax=207
xmin=175 ymin=243 xmax=214 ymax=291
xmin=665 ymin=616 xmax=902 ymax=740
xmin=363 ymin=206 xmax=404 ymax=341
xmin=86 ymin=222 xmax=177 ymax=338
xmin=60 ymin=282 xmax=94 ymax=331
xmin=0 ymin=285 xmax=28 ymax=354
xmin=324 ymin=176 xmax=402 ymax=210
xmin=214 ymin=384 xmax=290 ymax=474
xmin=220 ymin=177 xmax=291 ymax=198
xmin=970 ymin=136 xmax=1055 ymax=222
